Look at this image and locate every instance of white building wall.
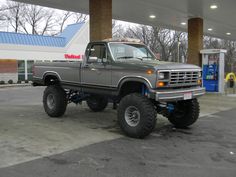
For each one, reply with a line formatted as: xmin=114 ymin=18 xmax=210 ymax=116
xmin=0 ymin=44 xmax=66 ymax=60
xmin=0 ymin=73 xmax=18 ymax=83
xmin=65 ymin=22 xmax=90 ymax=56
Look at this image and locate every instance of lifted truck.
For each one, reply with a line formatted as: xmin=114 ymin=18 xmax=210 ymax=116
xmin=33 ymin=38 xmax=205 ymax=138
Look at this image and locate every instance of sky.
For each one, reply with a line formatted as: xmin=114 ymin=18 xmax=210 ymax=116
xmin=0 ymin=0 xmax=139 ymax=34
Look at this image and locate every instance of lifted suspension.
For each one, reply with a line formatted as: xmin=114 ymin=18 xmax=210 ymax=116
xmin=156 ymin=102 xmax=175 ymax=117
xmin=66 ymin=90 xmax=90 ymax=104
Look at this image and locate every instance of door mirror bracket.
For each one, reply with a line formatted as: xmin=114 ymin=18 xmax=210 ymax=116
xmin=88 ymin=56 xmax=98 ymax=63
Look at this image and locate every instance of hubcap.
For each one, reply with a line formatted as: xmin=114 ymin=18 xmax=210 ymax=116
xmin=125 ymin=106 xmax=140 ymax=127
xmin=47 ymin=94 xmax=55 ymax=109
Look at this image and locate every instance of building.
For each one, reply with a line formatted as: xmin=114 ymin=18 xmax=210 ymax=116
xmin=0 ymin=22 xmax=89 ymax=83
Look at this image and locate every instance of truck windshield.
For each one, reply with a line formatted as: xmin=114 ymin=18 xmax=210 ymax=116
xmin=109 ymin=43 xmax=156 ymax=61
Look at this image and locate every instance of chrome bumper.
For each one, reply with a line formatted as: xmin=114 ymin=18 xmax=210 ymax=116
xmin=150 ymin=87 xmax=205 ymax=102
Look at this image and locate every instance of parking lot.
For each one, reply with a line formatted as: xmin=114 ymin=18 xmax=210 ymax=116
xmin=0 ymin=86 xmax=236 ymax=177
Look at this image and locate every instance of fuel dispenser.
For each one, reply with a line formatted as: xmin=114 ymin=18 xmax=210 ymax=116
xmin=200 ymin=49 xmax=227 ymax=93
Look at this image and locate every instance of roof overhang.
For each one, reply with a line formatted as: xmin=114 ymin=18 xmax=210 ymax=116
xmin=13 ymin=0 xmax=236 ymax=41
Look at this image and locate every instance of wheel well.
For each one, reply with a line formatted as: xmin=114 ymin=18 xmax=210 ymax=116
xmin=119 ymin=81 xmax=147 ymax=98
xmin=44 ymin=75 xmax=60 ymax=85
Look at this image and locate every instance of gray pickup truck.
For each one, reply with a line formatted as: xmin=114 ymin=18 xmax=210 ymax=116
xmin=33 ymin=39 xmax=205 ymax=138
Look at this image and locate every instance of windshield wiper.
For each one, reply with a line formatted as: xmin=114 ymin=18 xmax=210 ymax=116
xmin=136 ymin=57 xmax=144 ymax=61
xmin=140 ymin=57 xmax=153 ymax=59
xmin=116 ymin=56 xmax=144 ymax=61
xmin=116 ymin=56 xmax=133 ymax=59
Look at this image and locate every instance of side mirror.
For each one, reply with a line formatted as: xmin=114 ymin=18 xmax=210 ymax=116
xmin=89 ymin=56 xmax=98 ymax=62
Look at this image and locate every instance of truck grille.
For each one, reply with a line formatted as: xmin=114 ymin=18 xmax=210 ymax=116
xmin=169 ymin=71 xmax=199 ymax=86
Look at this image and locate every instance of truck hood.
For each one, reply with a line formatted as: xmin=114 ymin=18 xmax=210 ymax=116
xmin=116 ymin=59 xmax=201 ymax=70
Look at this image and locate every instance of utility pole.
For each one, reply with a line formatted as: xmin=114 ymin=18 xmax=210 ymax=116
xmin=177 ymin=41 xmax=181 ymax=63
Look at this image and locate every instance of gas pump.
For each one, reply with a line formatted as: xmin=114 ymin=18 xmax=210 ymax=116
xmin=202 ymin=54 xmax=219 ymax=91
xmin=200 ymin=49 xmax=226 ymax=93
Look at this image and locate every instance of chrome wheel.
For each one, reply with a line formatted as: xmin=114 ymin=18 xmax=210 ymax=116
xmin=47 ymin=94 xmax=55 ymax=110
xmin=125 ymin=106 xmax=140 ymax=127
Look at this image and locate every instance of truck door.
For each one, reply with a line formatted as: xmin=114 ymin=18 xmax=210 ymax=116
xmin=81 ymin=43 xmax=112 ymax=89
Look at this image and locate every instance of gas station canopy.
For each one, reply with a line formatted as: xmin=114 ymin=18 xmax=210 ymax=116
xmin=14 ymin=0 xmax=236 ymax=41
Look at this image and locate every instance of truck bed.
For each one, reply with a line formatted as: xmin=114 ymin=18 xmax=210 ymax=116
xmin=33 ymin=61 xmax=82 ymax=85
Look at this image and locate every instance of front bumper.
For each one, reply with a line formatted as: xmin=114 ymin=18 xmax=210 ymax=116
xmin=149 ymin=87 xmax=205 ymax=102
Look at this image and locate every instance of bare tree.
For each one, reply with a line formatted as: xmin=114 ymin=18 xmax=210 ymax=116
xmin=223 ymin=40 xmax=236 ymax=72
xmin=0 ymin=2 xmax=18 ymax=12
xmin=0 ymin=1 xmax=56 ymax=35
xmin=157 ymin=28 xmax=176 ymax=61
xmin=20 ymin=5 xmax=56 ymax=35
xmin=73 ymin=13 xmax=87 ymax=23
xmin=0 ymin=1 xmax=25 ymax=33
xmin=1 ymin=1 xmax=87 ymax=35
xmin=124 ymin=25 xmax=187 ymax=61
xmin=40 ymin=10 xmax=56 ymax=35
xmin=124 ymin=30 xmax=183 ymax=63
xmin=56 ymin=11 xmax=87 ymax=34
xmin=124 ymin=25 xmax=153 ymax=48
xmin=169 ymin=31 xmax=187 ymax=62
xmin=58 ymin=11 xmax=73 ymax=33
xmin=179 ymin=33 xmax=188 ymax=62
xmin=112 ymin=20 xmax=125 ymax=38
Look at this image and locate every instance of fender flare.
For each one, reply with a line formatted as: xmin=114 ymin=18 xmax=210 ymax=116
xmin=43 ymin=72 xmax=61 ymax=84
xmin=118 ymin=76 xmax=153 ymax=93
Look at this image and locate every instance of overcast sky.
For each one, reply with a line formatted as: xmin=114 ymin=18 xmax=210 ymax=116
xmin=0 ymin=0 xmax=138 ymax=33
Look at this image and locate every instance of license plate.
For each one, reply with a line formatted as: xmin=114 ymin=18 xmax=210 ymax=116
xmin=184 ymin=92 xmax=192 ymax=100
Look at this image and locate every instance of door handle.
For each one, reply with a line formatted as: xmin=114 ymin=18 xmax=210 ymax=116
xmin=91 ymin=68 xmax=101 ymax=74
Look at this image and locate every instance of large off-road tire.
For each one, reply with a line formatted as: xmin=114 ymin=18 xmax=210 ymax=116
xmin=118 ymin=93 xmax=157 ymax=139
xmin=43 ymin=85 xmax=67 ymax=117
xmin=168 ymin=98 xmax=200 ymax=128
xmin=86 ymin=95 xmax=108 ymax=112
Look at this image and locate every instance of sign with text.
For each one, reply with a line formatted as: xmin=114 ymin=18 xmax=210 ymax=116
xmin=64 ymin=54 xmax=83 ymax=60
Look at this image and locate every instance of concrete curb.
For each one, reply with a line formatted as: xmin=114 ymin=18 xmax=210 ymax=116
xmin=0 ymin=83 xmax=32 ymax=88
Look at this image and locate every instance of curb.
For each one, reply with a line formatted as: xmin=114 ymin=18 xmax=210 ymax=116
xmin=0 ymin=83 xmax=32 ymax=88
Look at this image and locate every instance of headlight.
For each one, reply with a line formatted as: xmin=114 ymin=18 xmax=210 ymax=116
xmin=158 ymin=72 xmax=165 ymax=80
xmin=198 ymin=71 xmax=202 ymax=78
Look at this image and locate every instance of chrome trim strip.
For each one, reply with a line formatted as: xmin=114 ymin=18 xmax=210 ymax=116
xmin=154 ymin=87 xmax=205 ymax=101
xmin=42 ymin=71 xmax=62 ymax=81
xmin=37 ymin=65 xmax=79 ymax=69
xmin=156 ymin=93 xmax=205 ymax=100
xmin=80 ymin=82 xmax=114 ymax=88
xmin=33 ymin=76 xmax=41 ymax=79
xmin=117 ymin=75 xmax=153 ymax=88
xmin=61 ymin=81 xmax=116 ymax=90
xmin=170 ymin=69 xmax=201 ymax=72
xmin=155 ymin=87 xmax=205 ymax=94
xmin=158 ymin=69 xmax=201 ymax=73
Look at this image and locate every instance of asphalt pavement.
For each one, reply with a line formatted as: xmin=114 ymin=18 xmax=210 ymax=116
xmin=0 ymin=86 xmax=235 ymax=177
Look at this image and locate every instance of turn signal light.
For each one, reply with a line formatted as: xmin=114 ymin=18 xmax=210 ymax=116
xmin=146 ymin=69 xmax=154 ymax=75
xmin=156 ymin=81 xmax=165 ymax=87
xmin=198 ymin=79 xmax=202 ymax=85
